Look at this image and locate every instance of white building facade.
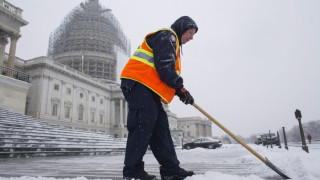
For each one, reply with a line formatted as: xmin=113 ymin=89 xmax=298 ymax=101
xmin=178 ymin=116 xmax=213 ymax=141
xmin=24 ymin=57 xmax=128 ymax=138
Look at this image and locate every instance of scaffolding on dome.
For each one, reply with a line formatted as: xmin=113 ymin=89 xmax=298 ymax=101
xmin=47 ymin=0 xmax=131 ymax=82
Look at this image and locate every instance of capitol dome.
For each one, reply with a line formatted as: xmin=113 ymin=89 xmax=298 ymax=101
xmin=47 ymin=0 xmax=130 ymax=82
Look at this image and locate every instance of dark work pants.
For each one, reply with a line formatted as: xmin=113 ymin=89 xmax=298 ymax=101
xmin=121 ymin=81 xmax=180 ymax=177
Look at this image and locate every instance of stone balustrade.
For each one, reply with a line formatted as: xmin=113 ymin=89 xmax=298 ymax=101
xmin=0 ymin=0 xmax=23 ymax=17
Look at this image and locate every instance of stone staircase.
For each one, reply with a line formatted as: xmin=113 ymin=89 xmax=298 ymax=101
xmin=0 ymin=106 xmax=126 ymax=158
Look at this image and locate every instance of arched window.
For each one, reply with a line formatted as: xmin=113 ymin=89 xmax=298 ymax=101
xmin=78 ymin=105 xmax=84 ymax=121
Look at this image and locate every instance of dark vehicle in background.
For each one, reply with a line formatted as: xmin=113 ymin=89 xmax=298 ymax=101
xmin=255 ymin=135 xmax=263 ymax=145
xmin=183 ymin=137 xmax=222 ymax=150
xmin=255 ymin=133 xmax=278 ymax=146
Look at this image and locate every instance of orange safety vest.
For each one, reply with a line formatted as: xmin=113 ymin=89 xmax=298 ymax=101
xmin=120 ymin=28 xmax=181 ymax=104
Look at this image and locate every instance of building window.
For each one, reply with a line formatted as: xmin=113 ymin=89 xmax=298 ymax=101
xmin=92 ymin=96 xmax=95 ymax=102
xmin=99 ymin=114 xmax=103 ymax=124
xmin=80 ymin=93 xmax=83 ymax=98
xmin=54 ymin=84 xmax=59 ymax=90
xmin=100 ymin=99 xmax=103 ymax=104
xmin=91 ymin=112 xmax=95 ymax=123
xmin=78 ymin=105 xmax=84 ymax=121
xmin=66 ymin=88 xmax=71 ymax=95
xmin=52 ymin=103 xmax=58 ymax=116
xmin=65 ymin=106 xmax=71 ymax=119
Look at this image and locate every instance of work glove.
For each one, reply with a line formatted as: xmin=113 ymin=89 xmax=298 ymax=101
xmin=175 ymin=87 xmax=194 ymax=105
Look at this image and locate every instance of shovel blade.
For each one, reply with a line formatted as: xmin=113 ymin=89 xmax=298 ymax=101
xmin=265 ymin=158 xmax=290 ymax=179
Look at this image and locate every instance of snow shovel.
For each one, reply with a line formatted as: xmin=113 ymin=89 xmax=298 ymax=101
xmin=192 ymin=103 xmax=290 ymax=179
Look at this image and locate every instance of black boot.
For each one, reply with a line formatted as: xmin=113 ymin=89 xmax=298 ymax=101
xmin=123 ymin=170 xmax=157 ymax=180
xmin=161 ymin=168 xmax=194 ymax=180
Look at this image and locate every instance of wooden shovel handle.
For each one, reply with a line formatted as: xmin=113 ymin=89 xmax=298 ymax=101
xmin=192 ymin=103 xmax=267 ymax=164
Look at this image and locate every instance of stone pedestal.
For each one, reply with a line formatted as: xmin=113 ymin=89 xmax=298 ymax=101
xmin=0 ymin=75 xmax=31 ymax=114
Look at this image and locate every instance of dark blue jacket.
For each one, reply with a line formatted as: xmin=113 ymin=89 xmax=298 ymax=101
xmin=122 ymin=16 xmax=198 ymax=90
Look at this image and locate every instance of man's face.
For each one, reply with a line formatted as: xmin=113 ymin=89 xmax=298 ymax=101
xmin=181 ymin=28 xmax=197 ymax=44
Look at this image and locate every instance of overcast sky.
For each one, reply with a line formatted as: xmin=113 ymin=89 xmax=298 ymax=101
xmin=7 ymin=0 xmax=320 ymax=137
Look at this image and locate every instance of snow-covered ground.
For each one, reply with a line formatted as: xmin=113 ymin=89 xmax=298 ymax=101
xmin=0 ymin=143 xmax=319 ymax=180
xmin=184 ymin=143 xmax=320 ymax=180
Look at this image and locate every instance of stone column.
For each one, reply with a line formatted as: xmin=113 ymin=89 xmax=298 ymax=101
xmin=7 ymin=34 xmax=21 ymax=68
xmin=111 ymin=100 xmax=115 ymax=127
xmin=72 ymin=84 xmax=77 ymax=122
xmin=46 ymin=76 xmax=53 ymax=116
xmin=85 ymin=90 xmax=89 ymax=124
xmin=0 ymin=38 xmax=8 ymax=66
xmin=124 ymin=100 xmax=128 ymax=126
xmin=119 ymin=99 xmax=124 ymax=128
xmin=60 ymin=80 xmax=65 ymax=119
xmin=105 ymin=96 xmax=111 ymax=128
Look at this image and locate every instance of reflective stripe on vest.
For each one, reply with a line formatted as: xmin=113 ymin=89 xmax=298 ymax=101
xmin=132 ymin=49 xmax=155 ymax=67
xmin=120 ymin=28 xmax=180 ymax=104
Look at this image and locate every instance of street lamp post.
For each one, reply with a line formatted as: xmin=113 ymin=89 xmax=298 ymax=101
xmin=295 ymin=109 xmax=309 ymax=153
xmin=277 ymin=131 xmax=282 ymax=148
xmin=282 ymin=127 xmax=288 ymax=150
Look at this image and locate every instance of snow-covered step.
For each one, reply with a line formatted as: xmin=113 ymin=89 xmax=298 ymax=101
xmin=0 ymin=106 xmax=126 ymax=158
xmin=0 ymin=128 xmax=116 ymax=141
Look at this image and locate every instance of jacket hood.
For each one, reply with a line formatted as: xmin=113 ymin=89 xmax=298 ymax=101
xmin=170 ymin=16 xmax=198 ymax=45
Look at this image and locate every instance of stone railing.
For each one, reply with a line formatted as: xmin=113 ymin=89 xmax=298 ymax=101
xmin=0 ymin=0 xmax=23 ymax=16
xmin=0 ymin=65 xmax=29 ymax=83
